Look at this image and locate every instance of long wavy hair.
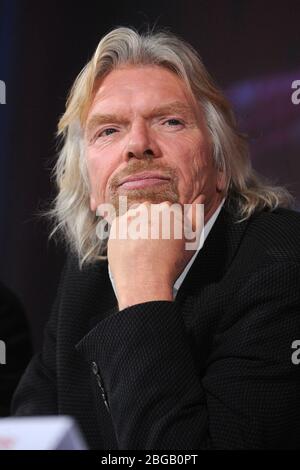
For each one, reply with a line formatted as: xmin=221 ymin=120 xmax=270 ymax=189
xmin=48 ymin=26 xmax=294 ymax=267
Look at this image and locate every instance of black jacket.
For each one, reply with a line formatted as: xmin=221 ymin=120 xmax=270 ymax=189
xmin=11 ymin=202 xmax=300 ymax=449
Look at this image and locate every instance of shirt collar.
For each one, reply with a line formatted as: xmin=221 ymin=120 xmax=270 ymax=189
xmin=172 ymin=197 xmax=225 ymax=297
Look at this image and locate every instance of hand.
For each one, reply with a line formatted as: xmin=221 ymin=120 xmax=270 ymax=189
xmin=107 ymin=195 xmax=205 ymax=310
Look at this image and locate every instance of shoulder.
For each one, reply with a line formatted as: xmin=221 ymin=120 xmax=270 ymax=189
xmin=60 ymin=252 xmax=108 ymax=286
xmin=240 ymin=206 xmax=300 ymax=264
xmin=55 ymin=252 xmax=110 ymax=311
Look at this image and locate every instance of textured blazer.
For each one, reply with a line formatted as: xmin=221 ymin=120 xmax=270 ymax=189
xmin=11 ymin=201 xmax=300 ymax=449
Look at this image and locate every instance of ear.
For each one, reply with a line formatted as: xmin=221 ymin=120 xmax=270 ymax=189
xmin=90 ymin=195 xmax=97 ymax=212
xmin=216 ymin=169 xmax=227 ymax=193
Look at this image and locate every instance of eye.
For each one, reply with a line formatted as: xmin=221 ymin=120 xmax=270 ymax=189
xmin=94 ymin=127 xmax=118 ymax=140
xmin=164 ymin=118 xmax=183 ymax=127
xmin=102 ymin=128 xmax=117 ymax=136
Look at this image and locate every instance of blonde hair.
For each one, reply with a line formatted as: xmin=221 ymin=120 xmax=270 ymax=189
xmin=48 ymin=26 xmax=294 ymax=266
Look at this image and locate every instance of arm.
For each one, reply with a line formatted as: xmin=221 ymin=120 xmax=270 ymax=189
xmin=10 ymin=259 xmax=69 ymax=416
xmin=76 ymin=261 xmax=300 ymax=449
xmin=11 ymin=313 xmax=58 ymax=416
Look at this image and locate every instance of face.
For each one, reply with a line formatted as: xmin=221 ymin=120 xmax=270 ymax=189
xmin=84 ymin=65 xmax=225 ymax=221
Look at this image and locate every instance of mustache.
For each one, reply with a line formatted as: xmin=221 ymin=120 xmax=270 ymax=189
xmin=109 ymin=160 xmax=178 ymax=191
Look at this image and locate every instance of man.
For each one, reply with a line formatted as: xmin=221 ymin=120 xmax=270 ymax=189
xmin=12 ymin=27 xmax=300 ymax=449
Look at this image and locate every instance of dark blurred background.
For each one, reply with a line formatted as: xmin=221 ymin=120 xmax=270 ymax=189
xmin=0 ymin=0 xmax=299 ymax=351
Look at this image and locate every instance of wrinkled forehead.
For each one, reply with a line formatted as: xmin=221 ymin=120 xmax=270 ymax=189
xmin=85 ymin=64 xmax=203 ymax=123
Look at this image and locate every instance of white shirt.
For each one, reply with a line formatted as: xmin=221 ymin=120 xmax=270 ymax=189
xmin=108 ymin=198 xmax=226 ymax=300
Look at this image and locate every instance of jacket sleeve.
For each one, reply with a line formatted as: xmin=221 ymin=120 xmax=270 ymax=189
xmin=76 ymin=261 xmax=300 ymax=450
xmin=11 ymin=311 xmax=58 ymax=416
xmin=10 ymin=258 xmax=69 ymax=416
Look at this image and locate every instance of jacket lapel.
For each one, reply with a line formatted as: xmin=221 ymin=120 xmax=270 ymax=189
xmin=175 ymin=203 xmax=251 ymax=301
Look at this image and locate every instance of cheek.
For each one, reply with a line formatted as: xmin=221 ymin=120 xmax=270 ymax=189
xmin=86 ymin=150 xmax=109 ymax=203
xmin=166 ymin=135 xmax=211 ymax=199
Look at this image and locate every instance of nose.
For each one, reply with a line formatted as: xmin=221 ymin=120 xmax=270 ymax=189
xmin=123 ymin=119 xmax=161 ymax=161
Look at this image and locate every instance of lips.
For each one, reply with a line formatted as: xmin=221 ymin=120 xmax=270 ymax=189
xmin=118 ymin=172 xmax=171 ymax=188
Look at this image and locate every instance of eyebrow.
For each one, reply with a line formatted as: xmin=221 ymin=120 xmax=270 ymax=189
xmin=85 ymin=101 xmax=195 ymax=139
xmin=149 ymin=101 xmax=194 ymax=118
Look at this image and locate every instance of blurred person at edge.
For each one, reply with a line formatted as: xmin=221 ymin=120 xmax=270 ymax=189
xmin=12 ymin=27 xmax=300 ymax=449
xmin=0 ymin=282 xmax=32 ymax=416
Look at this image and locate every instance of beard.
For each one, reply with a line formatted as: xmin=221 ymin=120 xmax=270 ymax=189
xmin=107 ymin=160 xmax=180 ymax=216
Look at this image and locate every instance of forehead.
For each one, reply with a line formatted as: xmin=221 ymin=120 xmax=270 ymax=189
xmin=87 ymin=65 xmax=197 ymax=116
